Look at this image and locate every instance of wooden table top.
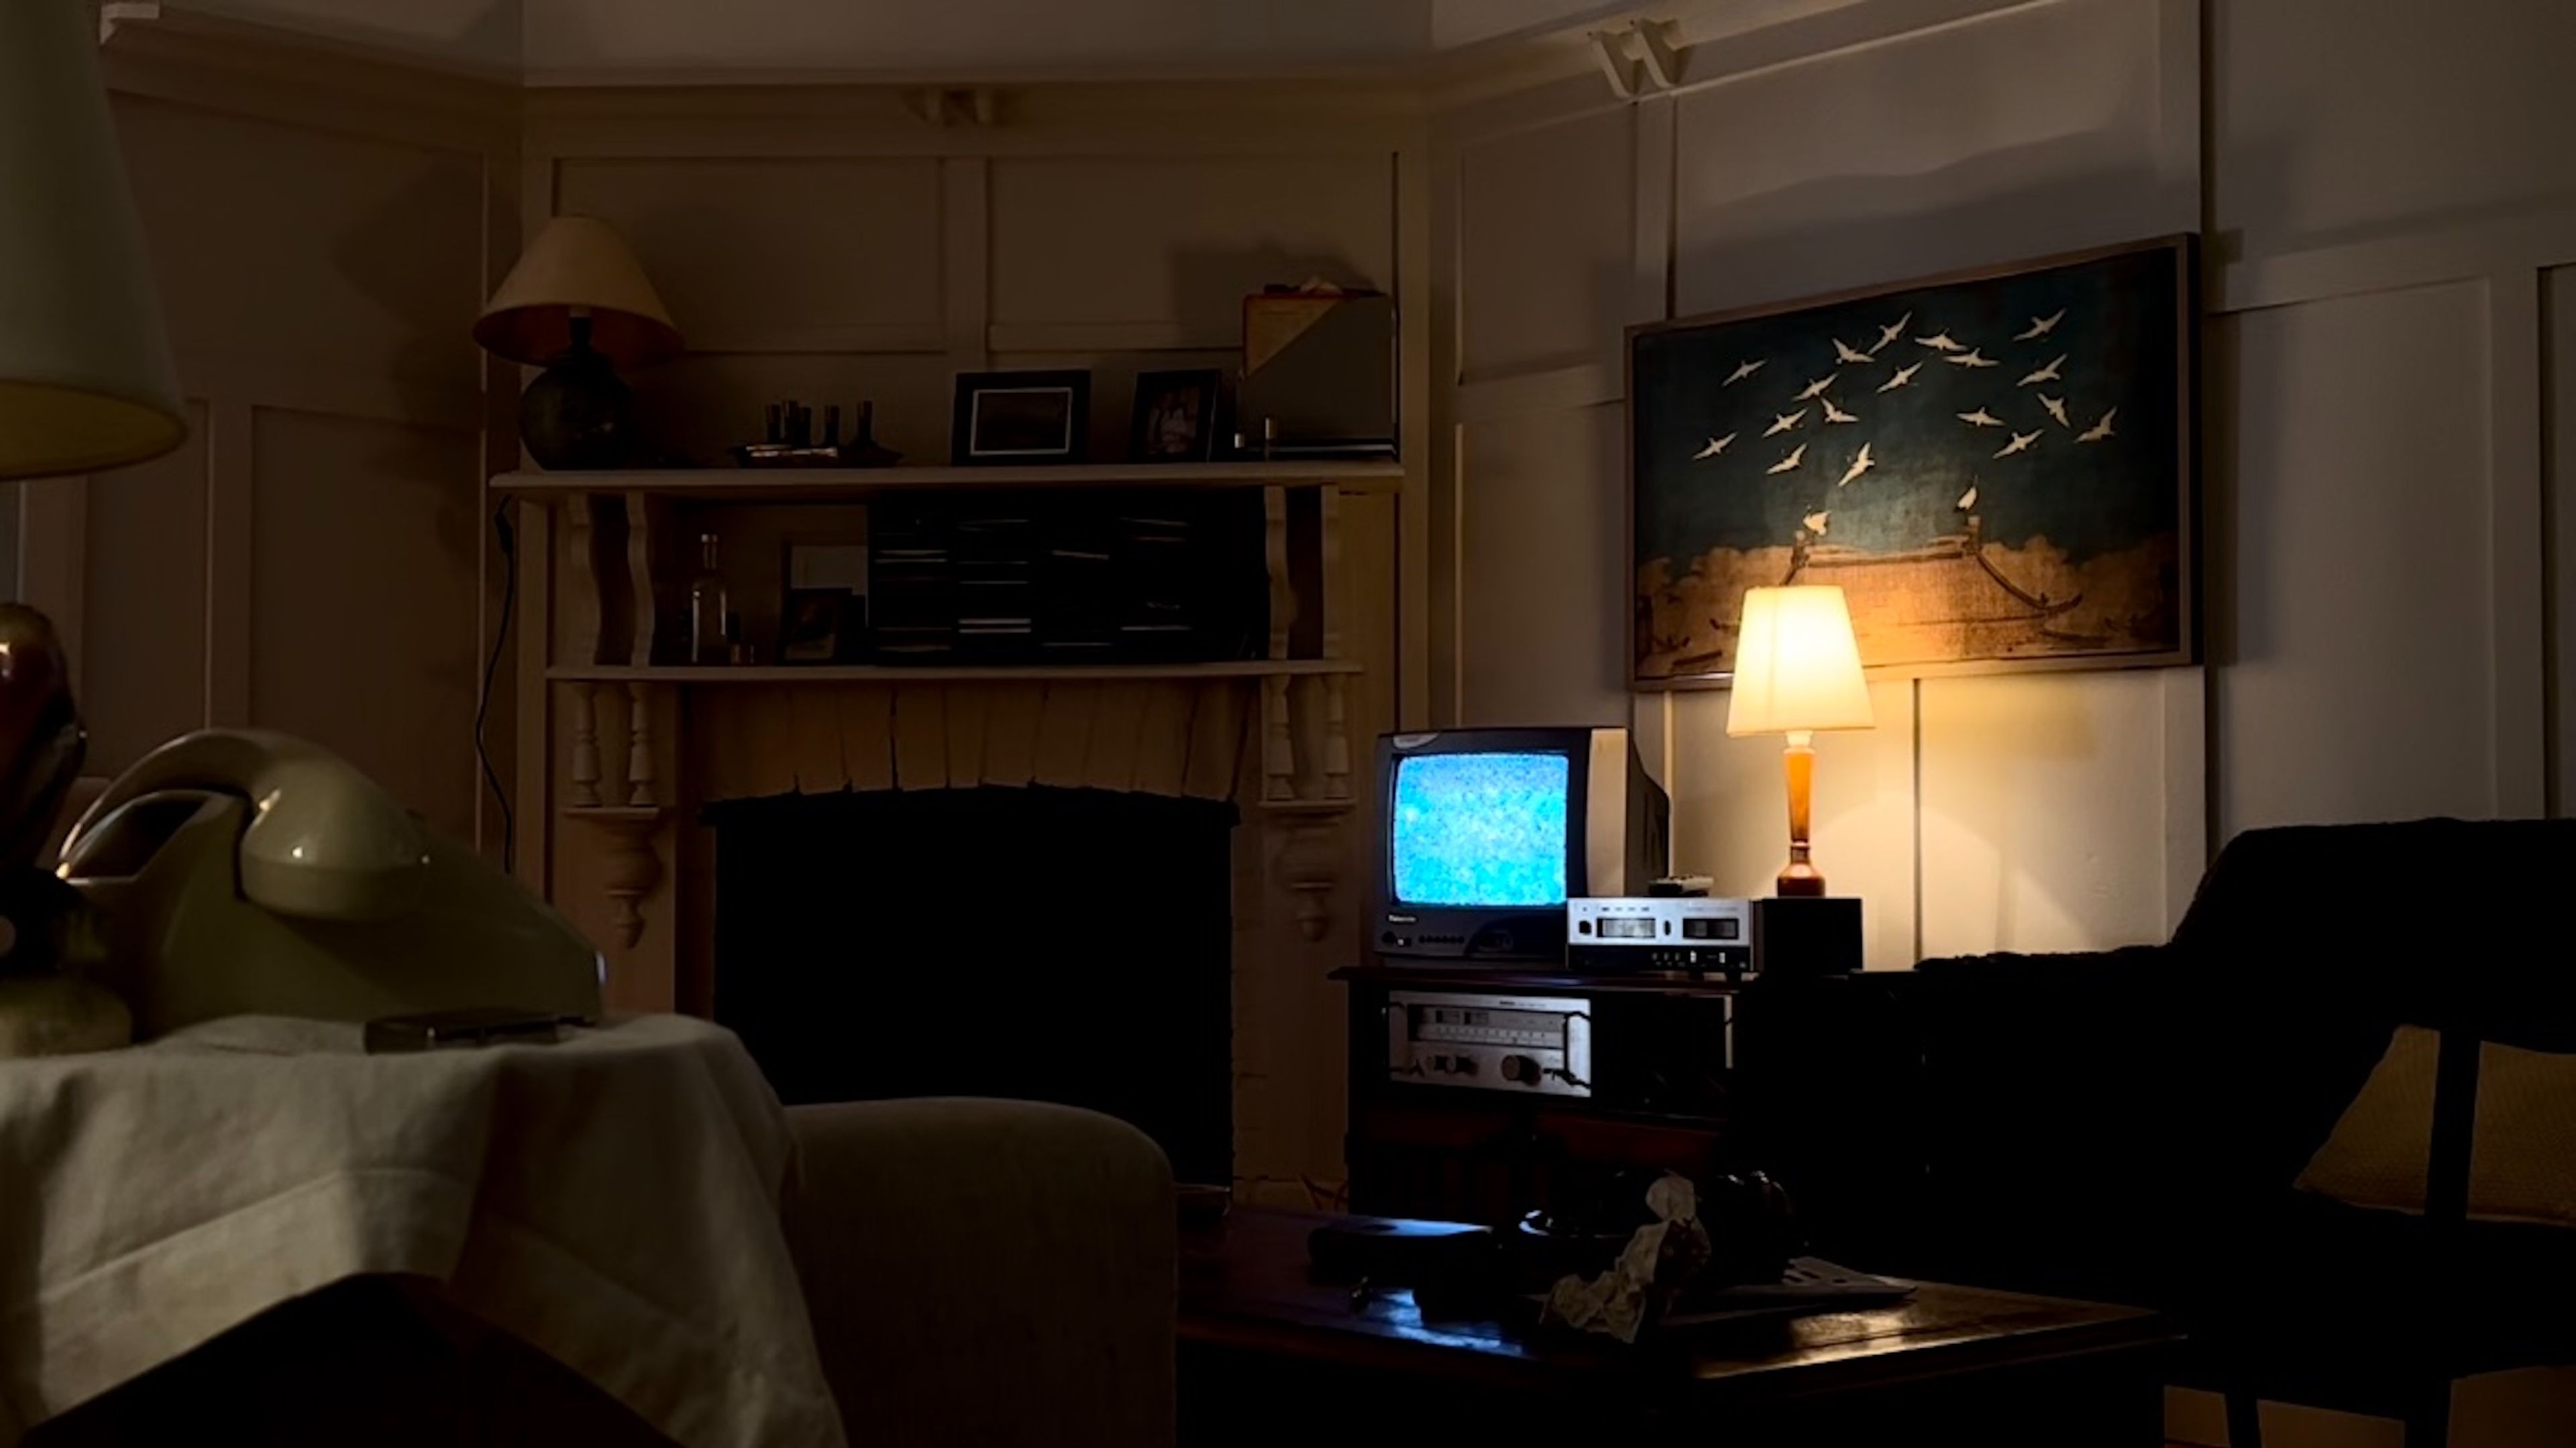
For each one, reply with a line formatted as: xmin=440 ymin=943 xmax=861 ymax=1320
xmin=1181 ymin=1209 xmax=2177 ymax=1406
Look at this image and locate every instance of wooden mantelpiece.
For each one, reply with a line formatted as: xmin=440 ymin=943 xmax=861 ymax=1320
xmin=511 ymin=463 xmax=1377 ymax=1012
xmin=494 ymin=459 xmax=1403 ymax=502
xmin=548 ymin=659 xmax=1363 ymax=684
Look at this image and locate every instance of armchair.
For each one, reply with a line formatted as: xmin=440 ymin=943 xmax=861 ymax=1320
xmin=1887 ymin=820 xmax=2576 ymax=1448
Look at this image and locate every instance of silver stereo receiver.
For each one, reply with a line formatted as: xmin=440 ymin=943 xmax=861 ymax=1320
xmin=1385 ymin=989 xmax=1591 ymax=1098
xmin=1566 ymin=895 xmax=1754 ymax=975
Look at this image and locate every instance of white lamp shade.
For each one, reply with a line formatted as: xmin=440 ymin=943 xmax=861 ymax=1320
xmin=1726 ymin=586 xmax=1875 ymax=736
xmin=475 ymin=216 xmax=682 ymax=368
xmin=0 ymin=0 xmax=185 ymax=480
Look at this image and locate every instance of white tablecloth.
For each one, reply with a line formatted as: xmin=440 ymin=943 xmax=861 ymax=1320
xmin=0 ymin=1013 xmax=847 ymax=1448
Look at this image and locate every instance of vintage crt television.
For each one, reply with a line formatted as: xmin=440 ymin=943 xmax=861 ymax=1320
xmin=1371 ymin=727 xmax=1670 ymax=961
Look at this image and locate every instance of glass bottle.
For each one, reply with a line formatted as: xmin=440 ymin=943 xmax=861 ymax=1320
xmin=688 ymin=532 xmax=731 ymax=665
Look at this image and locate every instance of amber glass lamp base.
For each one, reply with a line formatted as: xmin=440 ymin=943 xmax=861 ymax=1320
xmin=1774 ymin=730 xmax=1827 ymax=897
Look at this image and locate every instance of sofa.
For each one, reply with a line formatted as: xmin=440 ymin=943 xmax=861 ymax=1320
xmin=785 ymin=1097 xmax=1177 ymax=1448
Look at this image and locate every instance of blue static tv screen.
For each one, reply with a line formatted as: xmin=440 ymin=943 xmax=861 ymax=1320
xmin=1391 ymin=752 xmax=1570 ymax=907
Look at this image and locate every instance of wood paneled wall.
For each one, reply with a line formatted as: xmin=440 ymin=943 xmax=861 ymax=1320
xmin=26 ymin=30 xmax=517 ymax=851
xmin=521 ymin=85 xmax=1429 ymax=1197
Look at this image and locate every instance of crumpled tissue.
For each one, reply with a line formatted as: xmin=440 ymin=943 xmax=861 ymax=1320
xmin=1540 ymin=1173 xmax=1713 ymax=1343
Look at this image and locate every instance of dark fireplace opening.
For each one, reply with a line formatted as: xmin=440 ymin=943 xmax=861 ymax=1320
xmin=708 ymin=785 xmax=1236 ymax=1184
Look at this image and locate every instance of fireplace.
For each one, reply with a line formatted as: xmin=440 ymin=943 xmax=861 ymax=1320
xmin=706 ymin=785 xmax=1237 ymax=1184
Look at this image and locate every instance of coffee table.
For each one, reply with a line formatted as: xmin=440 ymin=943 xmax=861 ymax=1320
xmin=1181 ymin=1209 xmax=2178 ymax=1446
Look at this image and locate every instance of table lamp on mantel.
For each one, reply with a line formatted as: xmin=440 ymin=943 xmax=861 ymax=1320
xmin=474 ymin=215 xmax=682 ymax=469
xmin=1726 ymin=586 xmax=1874 ymax=897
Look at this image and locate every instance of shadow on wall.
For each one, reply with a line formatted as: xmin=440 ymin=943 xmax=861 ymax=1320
xmin=1670 ymin=143 xmax=2185 ymax=320
xmin=1451 ymin=252 xmax=1633 ymax=726
xmin=195 ymin=0 xmax=524 ymax=70
xmin=1169 ymin=245 xmax=1378 ymax=343
xmin=333 ymin=165 xmax=488 ymax=397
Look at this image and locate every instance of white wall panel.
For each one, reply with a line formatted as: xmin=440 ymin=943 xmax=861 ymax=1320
xmin=1668 ymin=0 xmax=2192 ymax=317
xmin=1457 ymin=107 xmax=1634 ymax=378
xmin=988 ymin=156 xmax=1393 ymax=341
xmin=2213 ymin=0 xmax=2576 ymax=259
xmin=2213 ymin=280 xmax=2496 ymax=834
xmin=1918 ymin=669 xmax=2177 ymax=956
xmin=84 ymin=402 xmax=212 ymax=777
xmin=250 ymin=408 xmax=484 ymax=839
xmin=1456 ymin=402 xmax=1627 ymax=726
xmin=557 ymin=158 xmax=948 ymax=349
xmin=112 ymin=95 xmax=485 ymax=390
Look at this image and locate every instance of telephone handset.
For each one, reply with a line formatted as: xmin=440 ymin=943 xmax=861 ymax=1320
xmin=60 ymin=729 xmax=602 ymax=1039
xmin=66 ymin=729 xmax=431 ymax=922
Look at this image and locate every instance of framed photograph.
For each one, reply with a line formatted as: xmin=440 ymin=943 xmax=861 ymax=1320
xmin=952 ymin=370 xmax=1091 ymax=465
xmin=1627 ymin=235 xmax=2196 ymax=687
xmin=781 ymin=537 xmax=867 ymax=663
xmin=779 ymin=589 xmax=849 ymax=664
xmin=1130 ymin=369 xmax=1222 ymax=463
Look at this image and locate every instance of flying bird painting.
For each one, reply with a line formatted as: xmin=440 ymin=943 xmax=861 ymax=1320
xmin=1629 ymin=235 xmax=2193 ymax=683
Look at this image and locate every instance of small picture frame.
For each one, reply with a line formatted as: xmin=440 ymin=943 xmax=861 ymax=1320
xmin=952 ymin=370 xmax=1091 ymax=465
xmin=779 ymin=588 xmax=849 ymax=664
xmin=782 ymin=537 xmax=868 ymax=663
xmin=1129 ymin=369 xmax=1222 ymax=463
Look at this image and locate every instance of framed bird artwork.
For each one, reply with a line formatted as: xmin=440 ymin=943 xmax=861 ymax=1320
xmin=1627 ymin=233 xmax=2197 ymax=686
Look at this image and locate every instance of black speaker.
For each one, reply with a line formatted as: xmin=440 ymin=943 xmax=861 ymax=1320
xmin=1752 ymin=896 xmax=1863 ymax=975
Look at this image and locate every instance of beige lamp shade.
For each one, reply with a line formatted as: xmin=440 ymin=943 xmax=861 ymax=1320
xmin=474 ymin=216 xmax=682 ymax=368
xmin=0 ymin=0 xmax=186 ymax=480
xmin=1726 ymin=586 xmax=1874 ymax=736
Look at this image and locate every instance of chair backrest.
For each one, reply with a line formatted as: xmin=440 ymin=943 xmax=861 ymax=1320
xmin=2178 ymin=818 xmax=2576 ymax=1051
xmin=2180 ymin=818 xmax=2576 ymax=1227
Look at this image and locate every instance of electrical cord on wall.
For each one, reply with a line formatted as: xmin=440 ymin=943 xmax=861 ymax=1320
xmin=474 ymin=500 xmax=517 ymax=873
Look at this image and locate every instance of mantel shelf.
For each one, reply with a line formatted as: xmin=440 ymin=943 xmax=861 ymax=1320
xmin=548 ymin=659 xmax=1364 ymax=684
xmin=493 ymin=459 xmax=1403 ymax=501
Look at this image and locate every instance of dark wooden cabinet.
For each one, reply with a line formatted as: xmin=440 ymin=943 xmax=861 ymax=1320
xmin=1338 ymin=963 xmax=1925 ymax=1264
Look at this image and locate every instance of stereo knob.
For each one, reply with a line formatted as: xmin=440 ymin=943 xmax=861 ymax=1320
xmin=1501 ymin=1054 xmax=1539 ymax=1085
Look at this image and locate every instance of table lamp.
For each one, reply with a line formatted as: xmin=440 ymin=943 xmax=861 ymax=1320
xmin=474 ymin=215 xmax=682 ymax=469
xmin=1726 ymin=586 xmax=1873 ymax=897
xmin=0 ymin=0 xmax=191 ymax=1050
